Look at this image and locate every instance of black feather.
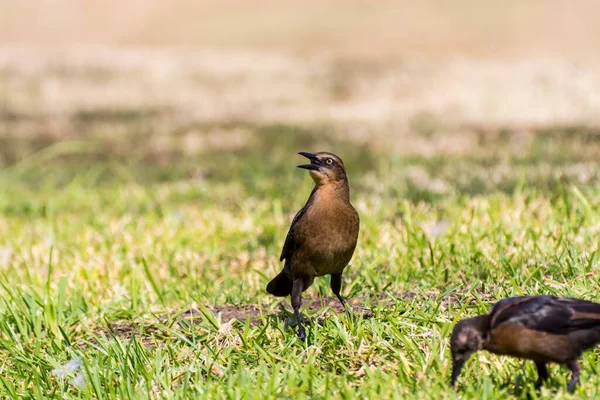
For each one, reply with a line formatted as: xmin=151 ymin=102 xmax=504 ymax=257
xmin=279 ymin=187 xmax=317 ymax=262
xmin=266 ymin=270 xmax=293 ymax=297
xmin=490 ymin=295 xmax=600 ymax=334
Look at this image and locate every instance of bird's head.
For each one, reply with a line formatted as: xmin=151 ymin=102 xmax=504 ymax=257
xmin=449 ymin=315 xmax=489 ymax=387
xmin=297 ymin=152 xmax=347 ymax=185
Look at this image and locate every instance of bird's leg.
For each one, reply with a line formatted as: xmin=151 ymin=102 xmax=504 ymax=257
xmin=566 ymin=360 xmax=580 ymax=392
xmin=291 ymin=279 xmax=306 ymax=341
xmin=534 ymin=361 xmax=548 ymax=389
xmin=330 ymin=273 xmax=352 ymax=316
xmin=330 ymin=274 xmax=346 ymax=308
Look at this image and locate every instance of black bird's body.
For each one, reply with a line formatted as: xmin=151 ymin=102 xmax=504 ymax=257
xmin=266 ymin=152 xmax=359 ymax=341
xmin=450 ymin=295 xmax=600 ymax=391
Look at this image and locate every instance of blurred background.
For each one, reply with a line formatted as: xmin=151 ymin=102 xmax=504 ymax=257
xmin=4 ymin=3 xmax=600 ymax=395
xmin=2 ymin=0 xmax=600 ymax=199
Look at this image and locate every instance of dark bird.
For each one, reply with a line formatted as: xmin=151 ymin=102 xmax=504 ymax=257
xmin=266 ymin=152 xmax=360 ymax=341
xmin=450 ymin=295 xmax=600 ymax=391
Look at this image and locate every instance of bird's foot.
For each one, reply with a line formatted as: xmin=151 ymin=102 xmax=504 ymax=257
xmin=335 ymin=294 xmax=354 ymax=318
xmin=534 ymin=379 xmax=545 ymax=390
xmin=566 ymin=360 xmax=580 ymax=392
xmin=343 ymin=307 xmax=356 ymax=321
xmin=297 ymin=326 xmax=306 ymax=341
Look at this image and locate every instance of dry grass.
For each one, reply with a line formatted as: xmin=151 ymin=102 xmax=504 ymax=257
xmin=2 ymin=48 xmax=600 ymax=161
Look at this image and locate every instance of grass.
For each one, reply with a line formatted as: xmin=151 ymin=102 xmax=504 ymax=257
xmin=2 ymin=127 xmax=600 ymax=399
xmin=2 ymin=51 xmax=600 ymax=398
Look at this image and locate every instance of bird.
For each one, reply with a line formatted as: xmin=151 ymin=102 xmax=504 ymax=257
xmin=450 ymin=295 xmax=600 ymax=391
xmin=266 ymin=152 xmax=360 ymax=341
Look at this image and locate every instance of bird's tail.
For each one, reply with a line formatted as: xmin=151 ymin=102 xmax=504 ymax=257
xmin=266 ymin=270 xmax=293 ymax=297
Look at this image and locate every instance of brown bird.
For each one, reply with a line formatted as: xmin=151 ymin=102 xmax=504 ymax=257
xmin=266 ymin=152 xmax=360 ymax=341
xmin=450 ymin=295 xmax=600 ymax=391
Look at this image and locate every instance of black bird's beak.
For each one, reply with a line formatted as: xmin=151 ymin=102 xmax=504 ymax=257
xmin=297 ymin=152 xmax=321 ymax=171
xmin=450 ymin=359 xmax=465 ymax=387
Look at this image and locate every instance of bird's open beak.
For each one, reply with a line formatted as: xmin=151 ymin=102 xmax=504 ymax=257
xmin=297 ymin=152 xmax=321 ymax=171
xmin=450 ymin=359 xmax=465 ymax=387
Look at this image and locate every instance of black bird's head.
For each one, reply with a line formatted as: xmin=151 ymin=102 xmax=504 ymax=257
xmin=297 ymin=152 xmax=347 ymax=185
xmin=449 ymin=315 xmax=489 ymax=387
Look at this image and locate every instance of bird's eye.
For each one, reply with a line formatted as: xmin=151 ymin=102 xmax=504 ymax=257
xmin=326 ymin=158 xmax=333 ymax=165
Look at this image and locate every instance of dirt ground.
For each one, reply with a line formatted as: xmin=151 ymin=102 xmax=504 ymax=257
xmin=98 ymin=289 xmax=498 ymax=344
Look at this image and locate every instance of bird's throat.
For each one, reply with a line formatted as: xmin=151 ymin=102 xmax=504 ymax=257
xmin=312 ymin=180 xmax=350 ymax=203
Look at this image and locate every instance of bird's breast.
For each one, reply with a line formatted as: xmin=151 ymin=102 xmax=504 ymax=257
xmin=293 ymin=200 xmax=359 ymax=276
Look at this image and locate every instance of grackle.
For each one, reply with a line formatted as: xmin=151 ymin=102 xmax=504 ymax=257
xmin=450 ymin=295 xmax=600 ymax=391
xmin=266 ymin=152 xmax=360 ymax=341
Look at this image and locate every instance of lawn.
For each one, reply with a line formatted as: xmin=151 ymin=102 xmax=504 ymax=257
xmin=1 ymin=50 xmax=600 ymax=399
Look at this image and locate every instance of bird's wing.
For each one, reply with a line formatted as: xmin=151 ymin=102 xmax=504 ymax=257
xmin=489 ymin=295 xmax=600 ymax=334
xmin=555 ymin=297 xmax=600 ymax=329
xmin=279 ymin=186 xmax=318 ymax=262
xmin=279 ymin=206 xmax=307 ymax=262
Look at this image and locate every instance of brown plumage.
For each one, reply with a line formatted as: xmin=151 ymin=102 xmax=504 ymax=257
xmin=450 ymin=295 xmax=600 ymax=391
xmin=266 ymin=152 xmax=360 ymax=341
